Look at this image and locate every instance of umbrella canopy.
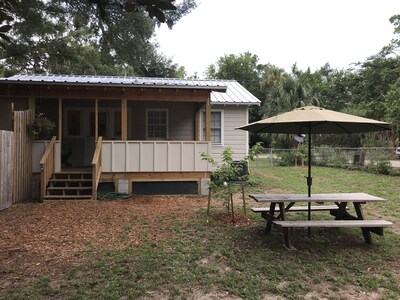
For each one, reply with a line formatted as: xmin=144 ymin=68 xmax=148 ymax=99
xmin=237 ymin=105 xmax=391 ymax=134
xmin=237 ymin=105 xmax=391 ymax=197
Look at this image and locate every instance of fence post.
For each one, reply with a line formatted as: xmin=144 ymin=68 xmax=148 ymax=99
xmin=269 ymin=148 xmax=273 ymax=167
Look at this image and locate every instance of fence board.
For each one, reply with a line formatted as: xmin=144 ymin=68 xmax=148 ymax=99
xmin=0 ymin=130 xmax=13 ymax=211
xmin=13 ymin=110 xmax=33 ymax=202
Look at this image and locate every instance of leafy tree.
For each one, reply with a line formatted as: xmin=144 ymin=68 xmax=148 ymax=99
xmin=0 ymin=0 xmax=196 ymax=77
xmin=348 ymin=55 xmax=400 ymax=121
xmin=307 ymin=63 xmax=352 ymax=112
xmin=261 ymin=64 xmax=317 ymax=116
xmin=385 ymin=79 xmax=400 ymax=143
xmin=0 ymin=0 xmax=195 ymax=48
xmin=0 ymin=0 xmax=15 ymax=47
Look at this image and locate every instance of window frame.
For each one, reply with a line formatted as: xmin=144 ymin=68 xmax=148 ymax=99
xmin=145 ymin=108 xmax=169 ymax=140
xmin=201 ymin=109 xmax=224 ymax=145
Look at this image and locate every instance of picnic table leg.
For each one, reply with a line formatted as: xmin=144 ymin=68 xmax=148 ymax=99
xmin=354 ymin=203 xmax=372 ymax=244
xmin=265 ymin=203 xmax=276 ymax=233
xmin=333 ymin=202 xmax=354 ymax=220
xmin=282 ymin=227 xmax=291 ymax=248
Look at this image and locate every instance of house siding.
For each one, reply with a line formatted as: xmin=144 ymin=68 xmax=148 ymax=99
xmin=210 ymin=105 xmax=249 ymax=163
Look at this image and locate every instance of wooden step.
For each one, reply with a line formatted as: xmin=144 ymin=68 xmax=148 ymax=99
xmin=46 ymin=186 xmax=92 ymax=190
xmin=49 ymin=179 xmax=92 ymax=182
xmin=43 ymin=195 xmax=93 ymax=201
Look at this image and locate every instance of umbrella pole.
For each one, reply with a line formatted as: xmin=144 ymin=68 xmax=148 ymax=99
xmin=307 ymin=128 xmax=312 ymax=237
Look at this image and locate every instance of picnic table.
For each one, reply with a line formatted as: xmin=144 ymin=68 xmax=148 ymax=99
xmin=250 ymin=193 xmax=393 ymax=248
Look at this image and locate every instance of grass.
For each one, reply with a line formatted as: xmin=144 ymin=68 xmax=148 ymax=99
xmin=1 ymin=165 xmax=399 ymax=299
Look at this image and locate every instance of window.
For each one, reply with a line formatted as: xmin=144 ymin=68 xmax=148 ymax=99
xmin=146 ymin=109 xmax=168 ymax=139
xmin=202 ymin=111 xmax=222 ymax=144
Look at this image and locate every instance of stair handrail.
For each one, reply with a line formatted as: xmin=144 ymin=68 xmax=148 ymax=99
xmin=39 ymin=136 xmax=57 ymax=202
xmin=92 ymin=136 xmax=103 ymax=200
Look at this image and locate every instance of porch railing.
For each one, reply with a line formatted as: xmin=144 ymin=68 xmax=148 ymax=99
xmin=101 ymin=140 xmax=211 ymax=172
xmin=39 ymin=136 xmax=57 ymax=202
xmin=92 ymin=136 xmax=103 ymax=200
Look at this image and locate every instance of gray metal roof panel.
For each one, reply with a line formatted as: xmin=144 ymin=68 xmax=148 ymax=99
xmin=210 ymin=81 xmax=260 ymax=106
xmin=0 ymin=74 xmax=226 ymax=90
xmin=0 ymin=74 xmax=261 ymax=105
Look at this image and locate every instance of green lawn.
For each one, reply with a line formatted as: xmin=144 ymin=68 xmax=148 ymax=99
xmin=1 ymin=165 xmax=399 ymax=300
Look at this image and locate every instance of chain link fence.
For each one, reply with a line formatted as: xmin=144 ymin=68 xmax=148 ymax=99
xmin=252 ymin=147 xmax=400 ymax=174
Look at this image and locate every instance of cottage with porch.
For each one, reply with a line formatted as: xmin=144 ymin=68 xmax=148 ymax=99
xmin=0 ymin=74 xmax=260 ymax=202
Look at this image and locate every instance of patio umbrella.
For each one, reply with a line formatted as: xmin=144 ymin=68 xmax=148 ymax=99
xmin=236 ymin=105 xmax=390 ymax=222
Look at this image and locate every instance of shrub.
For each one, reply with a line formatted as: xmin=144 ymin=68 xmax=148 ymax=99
xmin=27 ymin=113 xmax=56 ymax=140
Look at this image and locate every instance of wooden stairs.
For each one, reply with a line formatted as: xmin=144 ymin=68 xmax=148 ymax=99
xmin=43 ymin=171 xmax=94 ymax=202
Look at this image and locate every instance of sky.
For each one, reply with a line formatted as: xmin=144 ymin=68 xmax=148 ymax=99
xmin=155 ymin=0 xmax=400 ymax=77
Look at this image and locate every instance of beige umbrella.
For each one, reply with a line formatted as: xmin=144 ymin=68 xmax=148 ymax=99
xmin=237 ymin=105 xmax=390 ymax=221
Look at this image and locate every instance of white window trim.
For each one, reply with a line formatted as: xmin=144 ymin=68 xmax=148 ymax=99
xmin=145 ymin=108 xmax=169 ymax=140
xmin=200 ymin=109 xmax=224 ymax=146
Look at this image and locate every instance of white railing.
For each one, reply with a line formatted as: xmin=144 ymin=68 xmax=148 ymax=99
xmin=101 ymin=140 xmax=211 ymax=172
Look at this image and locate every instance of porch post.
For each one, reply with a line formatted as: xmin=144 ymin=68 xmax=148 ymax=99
xmin=28 ymin=97 xmax=35 ymax=115
xmin=205 ymin=97 xmax=211 ymax=141
xmin=58 ymin=98 xmax=62 ymax=141
xmin=95 ymin=99 xmax=98 ymax=140
xmin=121 ymin=98 xmax=127 ymax=141
xmin=195 ymin=106 xmax=201 ymax=141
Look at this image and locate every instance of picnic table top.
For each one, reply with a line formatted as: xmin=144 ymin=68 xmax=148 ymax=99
xmin=249 ymin=192 xmax=385 ymax=203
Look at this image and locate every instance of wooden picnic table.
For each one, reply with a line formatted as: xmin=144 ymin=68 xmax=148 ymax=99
xmin=249 ymin=193 xmax=392 ymax=248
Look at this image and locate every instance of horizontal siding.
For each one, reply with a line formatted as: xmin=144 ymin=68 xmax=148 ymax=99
xmin=211 ymin=105 xmax=248 ymax=164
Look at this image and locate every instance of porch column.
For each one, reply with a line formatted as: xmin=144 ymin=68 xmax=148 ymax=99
xmin=195 ymin=108 xmax=200 ymax=141
xmin=95 ymin=99 xmax=98 ymax=140
xmin=205 ymin=97 xmax=211 ymax=141
xmin=121 ymin=98 xmax=128 ymax=141
xmin=28 ymin=97 xmax=35 ymax=115
xmin=58 ymin=98 xmax=62 ymax=140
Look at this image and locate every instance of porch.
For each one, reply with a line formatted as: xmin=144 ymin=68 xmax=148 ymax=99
xmin=33 ymin=138 xmax=212 ymax=201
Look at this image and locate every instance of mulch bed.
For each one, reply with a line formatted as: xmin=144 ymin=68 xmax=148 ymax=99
xmin=0 ymin=195 xmax=253 ymax=289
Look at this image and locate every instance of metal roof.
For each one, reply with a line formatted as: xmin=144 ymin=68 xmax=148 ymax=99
xmin=0 ymin=74 xmax=260 ymax=106
xmin=211 ymin=80 xmax=260 ymax=106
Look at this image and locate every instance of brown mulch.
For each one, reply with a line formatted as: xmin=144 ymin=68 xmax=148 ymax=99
xmin=0 ymin=195 xmax=252 ymax=289
xmin=0 ymin=196 xmax=207 ymax=285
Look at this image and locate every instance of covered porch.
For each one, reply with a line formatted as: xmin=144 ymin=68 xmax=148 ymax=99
xmin=1 ymin=75 xmax=226 ymax=201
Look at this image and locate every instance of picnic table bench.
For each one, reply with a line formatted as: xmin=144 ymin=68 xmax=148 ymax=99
xmin=250 ymin=193 xmax=393 ymax=248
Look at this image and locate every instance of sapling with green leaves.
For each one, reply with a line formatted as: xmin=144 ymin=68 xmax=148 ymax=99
xmin=201 ymin=143 xmax=262 ymax=218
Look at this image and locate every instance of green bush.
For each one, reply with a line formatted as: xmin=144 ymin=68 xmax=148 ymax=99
xmin=27 ymin=113 xmax=56 ymax=140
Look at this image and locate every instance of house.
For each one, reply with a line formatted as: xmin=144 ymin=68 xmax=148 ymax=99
xmin=0 ymin=74 xmax=260 ymax=202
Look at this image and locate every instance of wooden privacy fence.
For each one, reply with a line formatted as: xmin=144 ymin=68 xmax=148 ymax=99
xmin=13 ymin=110 xmax=33 ymax=202
xmin=0 ymin=130 xmax=13 ymax=211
